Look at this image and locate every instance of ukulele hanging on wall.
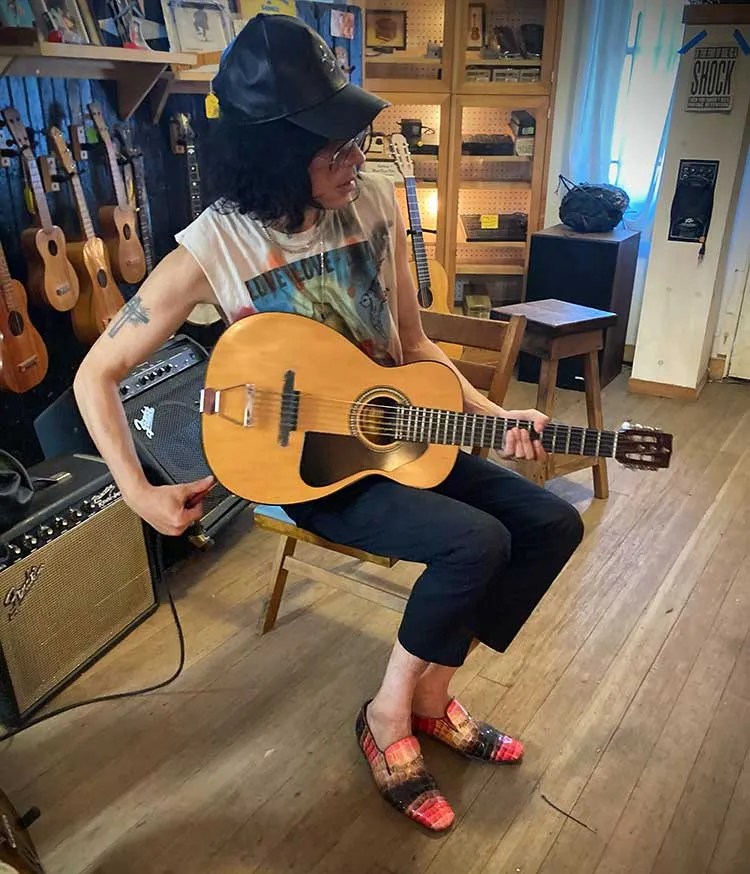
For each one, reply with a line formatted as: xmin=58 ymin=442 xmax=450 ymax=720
xmin=1 ymin=106 xmax=79 ymax=313
xmin=49 ymin=125 xmax=125 ymax=346
xmin=114 ymin=122 xmax=156 ymax=276
xmin=0 ymin=237 xmax=49 ymax=394
xmin=87 ymin=102 xmax=146 ymax=285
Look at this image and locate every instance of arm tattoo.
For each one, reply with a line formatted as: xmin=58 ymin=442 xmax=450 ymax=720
xmin=108 ymin=294 xmax=150 ymax=337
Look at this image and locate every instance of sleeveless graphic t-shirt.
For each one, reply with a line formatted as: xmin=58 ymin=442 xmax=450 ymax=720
xmin=174 ymin=172 xmax=403 ymax=366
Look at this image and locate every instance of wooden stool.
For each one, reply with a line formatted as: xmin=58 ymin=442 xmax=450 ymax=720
xmin=491 ymin=299 xmax=618 ymax=499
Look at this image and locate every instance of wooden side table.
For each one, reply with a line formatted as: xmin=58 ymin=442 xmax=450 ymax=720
xmin=491 ymin=299 xmax=618 ymax=499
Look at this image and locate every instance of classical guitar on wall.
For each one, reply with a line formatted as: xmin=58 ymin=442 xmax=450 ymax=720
xmin=1 ymin=106 xmax=79 ymax=313
xmin=0 ymin=238 xmax=49 ymax=394
xmin=114 ymin=123 xmax=155 ymax=276
xmin=199 ymin=312 xmax=673 ymax=506
xmin=388 ymin=133 xmax=462 ymax=357
xmin=49 ymin=126 xmax=124 ymax=346
xmin=171 ymin=112 xmax=221 ymax=328
xmin=87 ymin=102 xmax=146 ymax=285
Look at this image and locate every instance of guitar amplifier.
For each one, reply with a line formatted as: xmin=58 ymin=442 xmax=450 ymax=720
xmin=0 ymin=454 xmax=157 ymax=726
xmin=33 ymin=334 xmax=249 ymax=548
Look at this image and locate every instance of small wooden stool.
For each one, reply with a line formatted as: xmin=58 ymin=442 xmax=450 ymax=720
xmin=491 ymin=299 xmax=618 ymax=499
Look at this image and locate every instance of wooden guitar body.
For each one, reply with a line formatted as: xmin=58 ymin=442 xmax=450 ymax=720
xmin=0 ymin=277 xmax=49 ymax=393
xmin=97 ymin=204 xmax=146 ymax=285
xmin=202 ymin=312 xmax=462 ymax=505
xmin=67 ymin=237 xmax=125 ymax=345
xmin=20 ymin=225 xmax=79 ymax=312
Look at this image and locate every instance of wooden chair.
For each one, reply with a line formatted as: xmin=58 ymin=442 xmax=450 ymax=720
xmin=253 ymin=311 xmax=527 ymax=633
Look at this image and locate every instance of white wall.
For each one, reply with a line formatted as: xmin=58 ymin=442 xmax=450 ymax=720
xmin=632 ymin=22 xmax=750 ymax=390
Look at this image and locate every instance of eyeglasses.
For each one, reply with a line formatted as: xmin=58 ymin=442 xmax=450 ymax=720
xmin=328 ymin=126 xmax=372 ymax=169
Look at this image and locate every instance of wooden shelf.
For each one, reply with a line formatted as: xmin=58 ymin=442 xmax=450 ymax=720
xmin=366 ymin=54 xmax=442 ymax=66
xmin=460 ymin=239 xmax=527 ymax=249
xmin=456 ymin=263 xmax=526 ymax=275
xmin=460 ymin=180 xmax=531 ymax=190
xmin=461 ymin=155 xmax=532 ymax=162
xmin=465 ymin=55 xmax=541 ymax=67
xmin=149 ymin=66 xmax=218 ymax=121
xmin=0 ymin=41 xmax=197 ymax=119
xmin=395 ymin=180 xmax=438 ymax=188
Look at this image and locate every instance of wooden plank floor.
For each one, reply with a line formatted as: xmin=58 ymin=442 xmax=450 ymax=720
xmin=2 ymin=372 xmax=749 ymax=874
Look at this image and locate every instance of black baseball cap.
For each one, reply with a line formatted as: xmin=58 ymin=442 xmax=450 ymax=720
xmin=213 ymin=14 xmax=389 ymax=140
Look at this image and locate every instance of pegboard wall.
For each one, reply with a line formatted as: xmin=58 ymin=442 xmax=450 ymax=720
xmin=373 ymin=104 xmax=442 ymax=142
xmin=462 ymin=106 xmax=518 ymax=137
xmin=458 ymin=188 xmax=530 ymax=215
xmin=364 ymin=0 xmax=445 ymax=50
xmin=484 ymin=0 xmax=547 ymax=32
xmin=459 ymin=160 xmax=532 ymax=184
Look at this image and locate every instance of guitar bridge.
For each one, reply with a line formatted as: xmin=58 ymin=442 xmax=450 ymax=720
xmin=199 ymin=384 xmax=256 ymax=427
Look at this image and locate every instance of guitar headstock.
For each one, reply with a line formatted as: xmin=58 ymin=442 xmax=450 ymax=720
xmin=1 ymin=106 xmax=31 ymax=153
xmin=389 ymin=133 xmax=414 ymax=180
xmin=87 ymin=101 xmax=111 ymax=145
xmin=114 ymin=123 xmax=140 ymax=160
xmin=615 ymin=422 xmax=673 ymax=471
xmin=48 ymin=126 xmax=76 ymax=176
xmin=174 ymin=112 xmax=195 ymax=145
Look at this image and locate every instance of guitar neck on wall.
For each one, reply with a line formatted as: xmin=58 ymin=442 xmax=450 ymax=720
xmin=88 ymin=102 xmax=146 ymax=285
xmin=114 ymin=123 xmax=155 ymax=275
xmin=0 ymin=238 xmax=49 ymax=393
xmin=172 ymin=112 xmax=221 ymax=327
xmin=49 ymin=125 xmax=125 ymax=346
xmin=1 ymin=105 xmax=79 ymax=313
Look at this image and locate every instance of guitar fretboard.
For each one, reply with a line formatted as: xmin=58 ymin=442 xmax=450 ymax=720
xmin=23 ymin=149 xmax=54 ymax=230
xmin=132 ymin=155 xmax=154 ymax=272
xmin=70 ymin=172 xmax=96 ymax=240
xmin=103 ymin=132 xmax=129 ymax=210
xmin=403 ymin=177 xmax=432 ymax=298
xmin=0 ymin=242 xmax=20 ymax=311
xmin=186 ymin=143 xmax=202 ymax=220
xmin=394 ymin=406 xmax=619 ymax=458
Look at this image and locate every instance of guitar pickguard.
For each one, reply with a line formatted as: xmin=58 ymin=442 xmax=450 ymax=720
xmin=300 ymin=432 xmax=427 ymax=488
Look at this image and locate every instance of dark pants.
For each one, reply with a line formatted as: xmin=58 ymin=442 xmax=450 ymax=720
xmin=283 ymin=451 xmax=584 ymax=667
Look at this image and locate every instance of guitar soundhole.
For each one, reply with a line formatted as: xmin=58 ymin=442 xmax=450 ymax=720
xmin=123 ymin=224 xmax=132 ymax=240
xmin=8 ymin=311 xmax=24 ymax=337
xmin=356 ymin=395 xmax=400 ymax=447
xmin=97 ymin=269 xmax=108 ymax=288
xmin=48 ymin=239 xmax=58 ymax=256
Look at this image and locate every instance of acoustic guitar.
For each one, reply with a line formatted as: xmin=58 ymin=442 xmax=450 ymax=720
xmin=171 ymin=112 xmax=221 ymax=328
xmin=0 ymin=239 xmax=48 ymax=394
xmin=87 ymin=102 xmax=146 ymax=285
xmin=0 ymin=785 xmax=46 ymax=873
xmin=199 ymin=312 xmax=673 ymax=505
xmin=49 ymin=126 xmax=124 ymax=346
xmin=1 ymin=106 xmax=79 ymax=313
xmin=388 ymin=133 xmax=462 ymax=358
xmin=114 ymin=123 xmax=155 ymax=276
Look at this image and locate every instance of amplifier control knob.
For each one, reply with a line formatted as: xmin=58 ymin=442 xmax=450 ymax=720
xmin=23 ymin=534 xmax=38 ymax=548
xmin=54 ymin=515 xmax=69 ymax=529
xmin=39 ymin=525 xmax=54 ymax=538
xmin=120 ymin=385 xmax=129 ymax=396
xmin=70 ymin=509 xmax=84 ymax=521
xmin=8 ymin=543 xmax=22 ymax=556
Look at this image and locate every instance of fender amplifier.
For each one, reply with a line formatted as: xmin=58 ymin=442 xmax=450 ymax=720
xmin=33 ymin=334 xmax=249 ymax=549
xmin=0 ymin=454 xmax=157 ymax=726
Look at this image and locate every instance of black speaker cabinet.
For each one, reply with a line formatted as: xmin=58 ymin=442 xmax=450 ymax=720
xmin=521 ymin=224 xmax=640 ymax=390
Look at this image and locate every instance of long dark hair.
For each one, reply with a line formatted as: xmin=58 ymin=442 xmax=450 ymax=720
xmin=207 ymin=108 xmax=329 ymax=232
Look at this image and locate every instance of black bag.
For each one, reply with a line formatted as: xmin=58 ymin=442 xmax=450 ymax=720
xmin=0 ymin=450 xmax=61 ymax=533
xmin=558 ymin=175 xmax=630 ymax=233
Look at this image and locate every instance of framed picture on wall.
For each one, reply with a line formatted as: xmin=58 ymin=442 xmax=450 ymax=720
xmin=467 ymin=3 xmax=485 ymax=50
xmin=162 ymin=0 xmax=231 ymax=52
xmin=365 ymin=9 xmax=406 ymax=52
xmin=30 ymin=0 xmax=92 ymax=43
xmin=0 ymin=0 xmax=36 ymax=29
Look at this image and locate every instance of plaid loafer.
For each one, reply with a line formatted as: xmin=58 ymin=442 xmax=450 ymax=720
xmin=412 ymin=698 xmax=524 ymax=764
xmin=355 ymin=701 xmax=455 ymax=832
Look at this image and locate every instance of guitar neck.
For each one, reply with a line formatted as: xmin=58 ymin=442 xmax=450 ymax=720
xmin=0 ymin=242 xmax=20 ymax=311
xmin=131 ymin=155 xmax=155 ymax=272
xmin=103 ymin=134 xmax=129 ymax=210
xmin=403 ymin=177 xmax=432 ymax=298
xmin=396 ymin=406 xmax=619 ymax=459
xmin=22 ymin=150 xmax=54 ymax=230
xmin=186 ymin=142 xmax=202 ymax=220
xmin=70 ymin=172 xmax=96 ymax=241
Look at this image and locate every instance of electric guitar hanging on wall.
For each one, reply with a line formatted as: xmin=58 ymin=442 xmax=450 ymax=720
xmin=1 ymin=106 xmax=79 ymax=313
xmin=0 ymin=238 xmax=49 ymax=393
xmin=87 ymin=102 xmax=146 ymax=285
xmin=199 ymin=312 xmax=673 ymax=505
xmin=171 ymin=112 xmax=221 ymax=327
xmin=114 ymin=123 xmax=155 ymax=276
xmin=49 ymin=126 xmax=125 ymax=346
